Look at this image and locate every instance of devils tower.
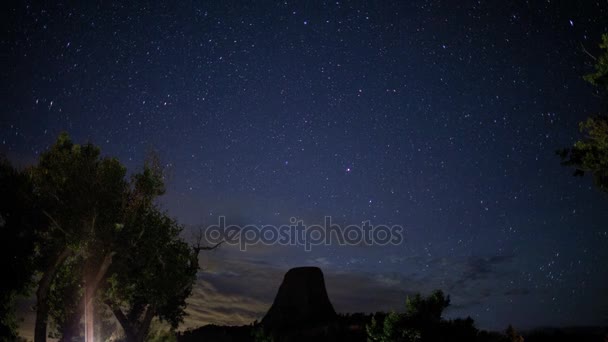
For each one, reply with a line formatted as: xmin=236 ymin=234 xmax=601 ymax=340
xmin=261 ymin=267 xmax=337 ymax=330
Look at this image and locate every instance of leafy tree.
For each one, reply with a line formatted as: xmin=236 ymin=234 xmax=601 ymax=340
xmin=2 ymin=134 xmax=217 ymax=341
xmin=47 ymin=255 xmax=85 ymax=340
xmin=559 ymin=33 xmax=608 ymax=192
xmin=55 ymin=151 xmax=169 ymax=342
xmin=558 ymin=116 xmax=608 ymax=192
xmin=96 ymin=154 xmax=220 ymax=341
xmin=102 ymin=208 xmax=202 ymax=342
xmin=29 ymin=132 xmax=129 ymax=342
xmin=366 ymin=290 xmax=451 ymax=342
xmin=21 ymin=133 xmax=212 ymax=341
xmin=0 ymin=157 xmax=40 ymax=341
xmin=583 ymin=34 xmax=608 ymax=91
xmin=57 ymin=148 xmax=217 ymax=341
xmin=367 ymin=312 xmax=421 ymax=342
xmin=404 ymin=290 xmax=450 ymax=324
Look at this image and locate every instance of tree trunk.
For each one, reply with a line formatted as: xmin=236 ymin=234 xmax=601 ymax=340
xmin=105 ymin=301 xmax=136 ymax=340
xmin=86 ymin=252 xmax=114 ymax=342
xmin=106 ymin=302 xmax=155 ymax=342
xmin=134 ymin=305 xmax=156 ymax=342
xmin=35 ymin=247 xmax=71 ymax=342
xmin=34 ymin=298 xmax=51 ymax=342
xmin=60 ymin=252 xmax=115 ymax=342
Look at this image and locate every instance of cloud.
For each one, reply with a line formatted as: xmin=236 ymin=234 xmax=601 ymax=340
xmin=455 ymin=255 xmax=515 ymax=285
xmin=181 ymin=251 xmax=519 ymax=330
xmin=181 ymin=254 xmax=415 ymax=329
xmin=503 ymin=288 xmax=531 ymax=296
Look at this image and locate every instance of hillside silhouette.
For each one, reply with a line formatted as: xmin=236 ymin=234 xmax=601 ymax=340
xmin=178 ymin=267 xmax=607 ymax=342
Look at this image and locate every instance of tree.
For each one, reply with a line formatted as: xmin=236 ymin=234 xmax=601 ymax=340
xmin=366 ymin=290 xmax=451 ymax=342
xmin=367 ymin=311 xmax=421 ymax=342
xmin=47 ymin=254 xmax=84 ymax=339
xmin=559 ymin=33 xmax=608 ymax=192
xmin=404 ymin=290 xmax=450 ymax=324
xmin=51 ymin=144 xmax=217 ymax=341
xmin=0 ymin=157 xmax=40 ymax=341
xmin=505 ymin=325 xmax=524 ymax=342
xmin=98 ymin=155 xmax=221 ymax=342
xmin=102 ymin=209 xmax=201 ymax=342
xmin=583 ymin=34 xmax=608 ymax=92
xmin=441 ymin=317 xmax=478 ymax=341
xmin=3 ymin=133 xmax=217 ymax=341
xmin=54 ymin=150 xmax=168 ymax=342
xmin=29 ymin=132 xmax=129 ymax=342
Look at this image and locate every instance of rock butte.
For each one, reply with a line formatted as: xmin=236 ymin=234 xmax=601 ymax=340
xmin=262 ymin=266 xmax=337 ymax=330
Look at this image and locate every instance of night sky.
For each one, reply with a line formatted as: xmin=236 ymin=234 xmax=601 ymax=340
xmin=2 ymin=0 xmax=608 ymax=333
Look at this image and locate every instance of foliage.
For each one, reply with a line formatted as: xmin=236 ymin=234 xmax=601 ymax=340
xmin=252 ymin=326 xmax=275 ymax=342
xmin=366 ymin=290 xmax=451 ymax=342
xmin=440 ymin=317 xmax=478 ymax=341
xmin=558 ymin=116 xmax=608 ymax=191
xmin=367 ymin=313 xmax=420 ymax=342
xmin=47 ymin=255 xmax=84 ymax=338
xmin=583 ymin=34 xmax=608 ymax=92
xmin=0 ymin=133 xmax=202 ymax=341
xmin=145 ymin=322 xmax=178 ymax=342
xmin=31 ymin=132 xmax=128 ymax=251
xmin=559 ymin=33 xmax=608 ymax=192
xmin=103 ymin=206 xmax=200 ymax=340
xmin=404 ymin=290 xmax=450 ymax=323
xmin=0 ymin=157 xmax=40 ymax=340
xmin=505 ymin=325 xmax=524 ymax=342
xmin=28 ymin=132 xmax=130 ymax=341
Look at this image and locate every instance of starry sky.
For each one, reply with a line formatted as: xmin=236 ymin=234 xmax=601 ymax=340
xmin=2 ymin=0 xmax=608 ymax=333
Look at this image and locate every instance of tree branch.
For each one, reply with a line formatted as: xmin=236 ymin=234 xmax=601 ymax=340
xmin=35 ymin=247 xmax=72 ymax=342
xmin=42 ymin=210 xmax=69 ymax=236
xmin=136 ymin=305 xmax=156 ymax=342
xmin=86 ymin=252 xmax=115 ymax=306
xmin=105 ymin=300 xmax=136 ymax=339
xmin=193 ymin=226 xmax=223 ymax=254
xmin=581 ymin=42 xmax=597 ymax=61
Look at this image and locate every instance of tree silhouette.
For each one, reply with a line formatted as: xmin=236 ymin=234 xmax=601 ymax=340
xmin=505 ymin=324 xmax=524 ymax=342
xmin=404 ymin=290 xmax=450 ymax=324
xmin=0 ymin=133 xmax=213 ymax=341
xmin=0 ymin=157 xmax=40 ymax=340
xmin=101 ymin=211 xmax=215 ymax=342
xmin=559 ymin=33 xmax=608 ymax=193
xmin=29 ymin=132 xmax=129 ymax=341
xmin=366 ymin=290 xmax=451 ymax=342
